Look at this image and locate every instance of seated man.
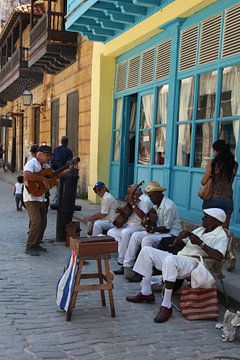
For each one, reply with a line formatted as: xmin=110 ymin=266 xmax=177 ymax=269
xmin=84 ymin=181 xmax=118 ymax=236
xmin=126 ymin=208 xmax=228 ymax=323
xmin=124 ymin=181 xmax=181 ymax=280
xmin=108 ymin=183 xmax=153 ymax=274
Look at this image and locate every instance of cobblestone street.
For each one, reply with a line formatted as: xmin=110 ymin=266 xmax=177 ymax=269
xmin=0 ymin=175 xmax=240 ymax=360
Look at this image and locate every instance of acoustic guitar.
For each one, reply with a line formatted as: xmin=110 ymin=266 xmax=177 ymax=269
xmin=26 ymin=157 xmax=80 ymax=197
xmin=113 ymin=181 xmax=144 ymax=228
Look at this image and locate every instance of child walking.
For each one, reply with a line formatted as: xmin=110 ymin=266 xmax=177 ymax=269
xmin=13 ymin=175 xmax=24 ymax=211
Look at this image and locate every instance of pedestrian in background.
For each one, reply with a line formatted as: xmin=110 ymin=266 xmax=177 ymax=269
xmin=52 ymin=136 xmax=73 ymax=204
xmin=13 ymin=175 xmax=24 ymax=211
xmin=201 ymin=139 xmax=238 ymax=229
xmin=52 ymin=136 xmax=73 ymax=170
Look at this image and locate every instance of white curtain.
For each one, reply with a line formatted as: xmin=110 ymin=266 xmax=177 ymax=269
xmin=157 ymin=85 xmax=168 ymax=125
xmin=179 ymin=77 xmax=194 ymax=121
xmin=199 ymin=71 xmax=217 ymax=97
xmin=141 ymin=94 xmax=153 ymax=129
xmin=201 ymin=122 xmax=213 ymax=168
xmin=177 ymin=77 xmax=194 ymax=166
xmin=115 ymin=98 xmax=122 ymax=130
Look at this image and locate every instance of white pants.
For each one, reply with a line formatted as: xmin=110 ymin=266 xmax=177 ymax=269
xmin=133 ymin=246 xmax=198 ymax=283
xmin=123 ymin=231 xmax=172 ymax=268
xmin=92 ymin=220 xmax=114 ymax=236
xmin=107 ymin=226 xmax=144 ymax=264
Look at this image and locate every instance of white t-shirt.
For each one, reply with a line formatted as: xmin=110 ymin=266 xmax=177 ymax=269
xmin=101 ymin=191 xmax=118 ymax=222
xmin=15 ymin=182 xmax=24 ymax=195
xmin=155 ymin=196 xmax=182 ymax=236
xmin=127 ymin=194 xmax=153 ymax=227
xmin=23 ymin=158 xmax=49 ymax=203
xmin=178 ymin=226 xmax=228 ymax=258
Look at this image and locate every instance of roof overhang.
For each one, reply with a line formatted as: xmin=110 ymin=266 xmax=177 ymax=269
xmin=66 ymin=0 xmax=175 ymax=42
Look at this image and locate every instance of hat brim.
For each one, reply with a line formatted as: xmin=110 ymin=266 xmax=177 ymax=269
xmin=144 ymin=187 xmax=166 ymax=193
xmin=203 ymin=208 xmax=226 ymax=223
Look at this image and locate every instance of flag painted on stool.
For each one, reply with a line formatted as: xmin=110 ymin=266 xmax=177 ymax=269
xmin=56 ymin=251 xmax=78 ymax=311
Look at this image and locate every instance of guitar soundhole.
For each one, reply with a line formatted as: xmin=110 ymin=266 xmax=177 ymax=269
xmin=36 ymin=182 xmax=40 ymax=189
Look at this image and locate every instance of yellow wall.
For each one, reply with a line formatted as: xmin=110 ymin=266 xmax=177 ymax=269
xmin=88 ymin=0 xmax=218 ymax=201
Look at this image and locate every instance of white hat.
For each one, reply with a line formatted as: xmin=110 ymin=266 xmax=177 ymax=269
xmin=203 ymin=208 xmax=226 ymax=223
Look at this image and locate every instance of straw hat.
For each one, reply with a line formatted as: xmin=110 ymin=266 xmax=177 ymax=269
xmin=144 ymin=181 xmax=166 ymax=193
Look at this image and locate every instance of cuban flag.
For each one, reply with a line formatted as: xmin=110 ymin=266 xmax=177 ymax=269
xmin=56 ymin=251 xmax=78 ymax=311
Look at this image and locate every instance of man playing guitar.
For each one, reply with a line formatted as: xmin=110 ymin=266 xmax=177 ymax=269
xmin=23 ymin=145 xmax=73 ymax=256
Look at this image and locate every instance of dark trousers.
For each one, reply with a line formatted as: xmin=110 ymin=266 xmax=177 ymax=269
xmin=25 ymin=201 xmax=47 ymax=249
xmin=15 ymin=194 xmax=23 ymax=210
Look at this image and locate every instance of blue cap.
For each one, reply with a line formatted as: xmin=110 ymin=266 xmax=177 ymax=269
xmin=93 ymin=181 xmax=105 ymax=191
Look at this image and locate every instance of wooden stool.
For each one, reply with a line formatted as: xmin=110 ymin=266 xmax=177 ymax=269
xmin=66 ymin=236 xmax=118 ymax=321
xmin=66 ymin=221 xmax=81 ymax=247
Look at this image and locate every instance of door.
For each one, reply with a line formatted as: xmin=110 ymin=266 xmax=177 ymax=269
xmin=51 ymin=99 xmax=59 ymax=150
xmin=109 ymin=94 xmax=138 ymax=199
xmin=134 ymin=91 xmax=154 ymax=183
xmin=121 ymin=94 xmax=137 ymax=197
xmin=66 ymin=91 xmax=79 ymax=157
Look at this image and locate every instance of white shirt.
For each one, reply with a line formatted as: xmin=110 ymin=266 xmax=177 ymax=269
xmin=101 ymin=191 xmax=118 ymax=222
xmin=155 ymin=196 xmax=182 ymax=236
xmin=23 ymin=158 xmax=49 ymax=203
xmin=178 ymin=226 xmax=228 ymax=258
xmin=15 ymin=182 xmax=24 ymax=195
xmin=127 ymin=194 xmax=153 ymax=226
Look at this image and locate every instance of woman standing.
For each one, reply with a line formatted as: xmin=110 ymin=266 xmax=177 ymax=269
xmin=201 ymin=139 xmax=238 ymax=229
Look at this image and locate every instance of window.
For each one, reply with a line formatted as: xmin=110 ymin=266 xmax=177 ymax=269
xmin=176 ymin=124 xmax=192 ymax=166
xmin=219 ymin=120 xmax=239 ymax=156
xmin=154 ymin=85 xmax=168 ymax=165
xmin=194 ymin=122 xmax=213 ymax=168
xmin=176 ymin=77 xmax=194 ymax=166
xmin=179 ymin=77 xmax=194 ymax=121
xmin=220 ymin=65 xmax=240 ymax=117
xmin=138 ymin=94 xmax=153 ymax=164
xmin=113 ymin=99 xmax=122 ymax=161
xmin=197 ymin=71 xmax=217 ymax=119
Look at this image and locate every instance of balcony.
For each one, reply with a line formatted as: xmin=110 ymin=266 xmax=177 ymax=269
xmin=29 ymin=12 xmax=78 ymax=74
xmin=0 ymin=47 xmax=43 ymax=103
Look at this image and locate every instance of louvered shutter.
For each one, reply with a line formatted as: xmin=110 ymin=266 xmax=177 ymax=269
xmin=127 ymin=55 xmax=140 ymax=89
xmin=155 ymin=39 xmax=171 ymax=79
xmin=116 ymin=61 xmax=127 ymax=93
xmin=179 ymin=25 xmax=199 ymax=71
xmin=222 ymin=3 xmax=240 ymax=58
xmin=140 ymin=47 xmax=155 ymax=84
xmin=199 ymin=13 xmax=222 ymax=65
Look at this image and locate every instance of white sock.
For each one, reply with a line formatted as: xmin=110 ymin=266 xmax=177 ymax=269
xmin=161 ymin=288 xmax=173 ymax=308
xmin=141 ymin=276 xmax=152 ymax=295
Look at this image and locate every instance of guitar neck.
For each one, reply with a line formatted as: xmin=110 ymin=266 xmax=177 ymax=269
xmin=49 ymin=164 xmax=68 ymax=179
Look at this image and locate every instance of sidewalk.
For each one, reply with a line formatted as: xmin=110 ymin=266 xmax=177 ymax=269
xmin=1 ymin=169 xmax=240 ymax=307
